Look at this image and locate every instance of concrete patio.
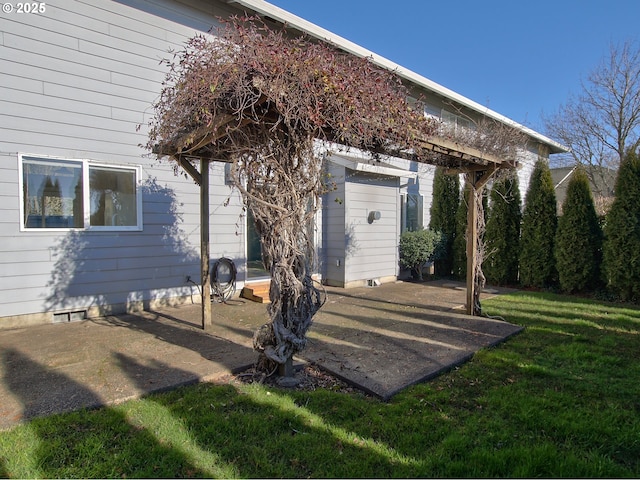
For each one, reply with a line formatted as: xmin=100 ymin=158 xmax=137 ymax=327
xmin=0 ymin=280 xmax=521 ymax=430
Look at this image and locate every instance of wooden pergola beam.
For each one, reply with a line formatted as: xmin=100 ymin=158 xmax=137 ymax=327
xmin=157 ymin=129 xmax=507 ymax=174
xmin=420 ymin=136 xmax=505 ymax=166
xmin=176 ymin=156 xmax=202 ymax=185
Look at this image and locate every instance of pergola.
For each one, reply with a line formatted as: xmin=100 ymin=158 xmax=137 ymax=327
xmin=154 ymin=110 xmax=515 ymax=328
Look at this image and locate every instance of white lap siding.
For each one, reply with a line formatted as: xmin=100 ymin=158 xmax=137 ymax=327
xmin=344 ymin=173 xmax=400 ymax=286
xmin=322 ymin=165 xmax=400 ymax=288
xmin=0 ymin=0 xmax=246 ymax=326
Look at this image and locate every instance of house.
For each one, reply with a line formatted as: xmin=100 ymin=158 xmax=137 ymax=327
xmin=551 ymin=165 xmax=617 ymax=216
xmin=0 ymin=0 xmax=566 ymax=328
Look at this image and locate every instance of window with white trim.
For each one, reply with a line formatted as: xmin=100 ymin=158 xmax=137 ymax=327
xmin=20 ymin=155 xmax=142 ymax=231
xmin=441 ymin=109 xmax=474 ymax=132
xmin=401 ymin=193 xmax=423 ymax=233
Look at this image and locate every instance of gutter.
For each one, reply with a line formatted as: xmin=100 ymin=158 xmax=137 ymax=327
xmin=554 ymin=166 xmax=576 ymax=189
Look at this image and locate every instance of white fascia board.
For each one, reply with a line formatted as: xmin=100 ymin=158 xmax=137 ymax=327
xmin=229 ymin=0 xmax=569 ymax=155
xmin=329 ymin=154 xmax=417 ymax=179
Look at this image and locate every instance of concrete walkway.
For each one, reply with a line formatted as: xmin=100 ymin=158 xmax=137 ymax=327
xmin=0 ymin=280 xmax=521 ymax=430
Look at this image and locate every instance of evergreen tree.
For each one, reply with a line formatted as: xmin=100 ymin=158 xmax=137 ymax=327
xmin=429 ymin=167 xmax=460 ymax=277
xmin=451 ymin=180 xmax=490 ymax=281
xmin=520 ymin=160 xmax=558 ymax=288
xmin=484 ymin=174 xmax=522 ymax=286
xmin=603 ymin=150 xmax=640 ymax=302
xmin=555 ymin=167 xmax=602 ymax=293
xmin=452 ymin=183 xmax=469 ymax=280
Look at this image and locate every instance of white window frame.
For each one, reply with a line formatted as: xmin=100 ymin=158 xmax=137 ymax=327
xmin=18 ymin=154 xmax=143 ymax=232
xmin=441 ymin=109 xmax=474 ymax=132
xmin=400 ymin=193 xmax=424 ymax=233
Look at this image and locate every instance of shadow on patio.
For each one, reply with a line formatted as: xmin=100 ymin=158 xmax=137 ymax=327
xmin=0 ymin=280 xmax=520 ymax=429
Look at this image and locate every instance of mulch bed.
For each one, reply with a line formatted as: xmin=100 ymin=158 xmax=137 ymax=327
xmin=230 ymin=363 xmax=366 ymax=395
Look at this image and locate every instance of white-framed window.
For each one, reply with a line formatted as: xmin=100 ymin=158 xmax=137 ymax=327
xmin=19 ymin=154 xmax=143 ymax=231
xmin=401 ymin=193 xmax=423 ymax=233
xmin=441 ymin=109 xmax=474 ymax=132
xmin=423 ymin=103 xmax=441 ymax=120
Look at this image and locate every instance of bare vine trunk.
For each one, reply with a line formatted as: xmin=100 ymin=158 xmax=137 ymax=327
xmin=251 ymin=206 xmax=324 ymax=373
xmin=230 ymin=133 xmax=327 ymax=376
xmin=471 ymin=185 xmax=487 ymax=316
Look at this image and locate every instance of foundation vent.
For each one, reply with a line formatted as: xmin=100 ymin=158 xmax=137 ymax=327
xmin=52 ymin=310 xmax=87 ymax=323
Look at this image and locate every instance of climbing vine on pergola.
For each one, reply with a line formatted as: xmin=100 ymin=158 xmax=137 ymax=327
xmin=146 ymin=17 xmax=524 ymax=374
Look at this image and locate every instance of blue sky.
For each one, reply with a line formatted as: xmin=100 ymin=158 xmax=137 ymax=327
xmin=267 ymin=0 xmax=640 ymax=136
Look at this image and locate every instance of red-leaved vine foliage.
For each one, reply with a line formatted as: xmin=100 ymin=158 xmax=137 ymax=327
xmin=145 ymin=17 xmax=523 ymax=371
xmin=147 ymin=18 xmax=443 ymax=160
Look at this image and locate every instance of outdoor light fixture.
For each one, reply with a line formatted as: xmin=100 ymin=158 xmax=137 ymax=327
xmin=368 ymin=210 xmax=382 ymax=223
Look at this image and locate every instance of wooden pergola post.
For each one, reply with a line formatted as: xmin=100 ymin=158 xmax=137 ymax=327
xmin=465 ymin=177 xmax=478 ymax=316
xmin=465 ymin=167 xmax=497 ymax=316
xmin=200 ymin=158 xmax=212 ymax=329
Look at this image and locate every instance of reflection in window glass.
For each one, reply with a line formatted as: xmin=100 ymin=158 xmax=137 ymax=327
xmin=22 ymin=158 xmax=83 ymax=228
xmin=401 ymin=193 xmax=423 ymax=233
xmin=20 ymin=156 xmax=141 ymax=230
xmin=89 ymin=167 xmax=137 ymax=227
xmin=441 ymin=109 xmax=474 ymax=132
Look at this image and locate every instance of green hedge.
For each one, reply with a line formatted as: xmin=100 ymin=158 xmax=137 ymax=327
xmin=603 ymin=150 xmax=640 ymax=302
xmin=520 ymin=160 xmax=558 ymax=288
xmin=429 ymin=167 xmax=459 ymax=277
xmin=484 ymin=174 xmax=522 ymax=286
xmin=554 ymin=167 xmax=602 ymax=293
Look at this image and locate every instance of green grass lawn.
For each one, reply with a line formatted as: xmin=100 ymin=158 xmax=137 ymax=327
xmin=0 ymin=291 xmax=639 ymax=478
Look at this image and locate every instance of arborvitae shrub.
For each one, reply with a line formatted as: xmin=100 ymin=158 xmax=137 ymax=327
xmin=451 ymin=182 xmax=489 ymax=281
xmin=555 ymin=167 xmax=602 ymax=293
xmin=484 ymin=174 xmax=522 ymax=286
xmin=603 ymin=150 xmax=640 ymax=302
xmin=452 ymin=183 xmax=469 ymax=280
xmin=520 ymin=160 xmax=558 ymax=288
xmin=429 ymin=167 xmax=460 ymax=277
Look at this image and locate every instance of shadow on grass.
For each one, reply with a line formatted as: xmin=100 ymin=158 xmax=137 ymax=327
xmin=0 ymin=349 xmax=417 ymax=477
xmin=2 ymin=291 xmax=639 ymax=477
xmin=113 ymin=343 xmax=424 ymax=477
xmin=0 ymin=457 xmax=7 ymax=478
xmin=0 ymin=349 xmax=211 ymax=478
xmin=144 ymin=382 xmax=420 ymax=478
xmin=2 ymin=340 xmax=638 ymax=477
xmin=483 ymin=292 xmax=640 ymax=334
